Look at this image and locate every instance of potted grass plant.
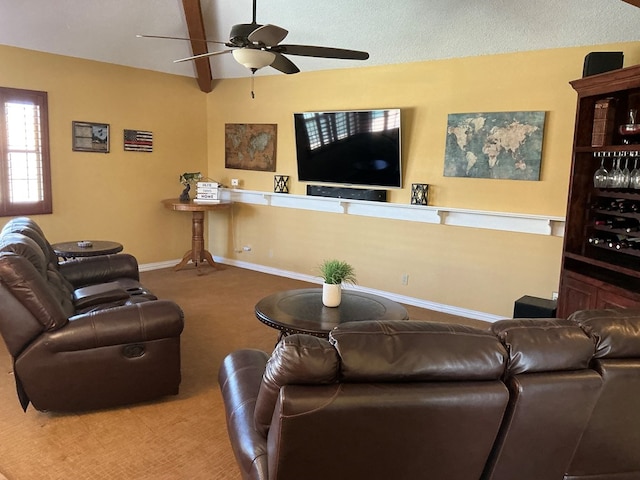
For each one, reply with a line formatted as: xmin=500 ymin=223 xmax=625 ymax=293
xmin=319 ymin=259 xmax=356 ymax=307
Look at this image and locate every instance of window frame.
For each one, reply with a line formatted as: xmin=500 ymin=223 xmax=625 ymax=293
xmin=0 ymin=86 xmax=52 ymax=217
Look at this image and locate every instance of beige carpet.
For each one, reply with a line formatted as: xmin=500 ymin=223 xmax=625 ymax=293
xmin=0 ymin=265 xmax=486 ymax=479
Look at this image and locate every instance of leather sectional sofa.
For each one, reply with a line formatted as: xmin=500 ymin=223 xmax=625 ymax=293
xmin=219 ymin=309 xmax=640 ymax=480
xmin=0 ymin=217 xmax=184 ymax=412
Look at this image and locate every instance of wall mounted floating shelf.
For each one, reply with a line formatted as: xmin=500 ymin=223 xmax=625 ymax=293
xmin=219 ymin=188 xmax=565 ymax=237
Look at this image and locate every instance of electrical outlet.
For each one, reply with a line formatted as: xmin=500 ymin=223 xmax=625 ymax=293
xmin=243 ymin=245 xmax=251 ymax=252
xmin=552 ymin=291 xmax=559 ymax=301
xmin=401 ymin=274 xmax=409 ymax=285
xmin=231 ymin=178 xmax=239 ymax=187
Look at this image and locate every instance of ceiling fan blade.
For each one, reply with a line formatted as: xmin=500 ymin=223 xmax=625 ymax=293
xmin=248 ymin=24 xmax=288 ymax=46
xmin=273 ymin=44 xmax=369 ymax=60
xmin=174 ymin=49 xmax=233 ymax=63
xmin=136 ymin=34 xmax=227 ymax=45
xmin=270 ymin=53 xmax=300 ymax=74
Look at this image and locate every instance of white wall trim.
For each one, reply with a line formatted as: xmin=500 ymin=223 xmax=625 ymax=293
xmin=138 ymin=259 xmax=181 ymax=272
xmin=148 ymin=256 xmax=504 ymax=323
xmin=139 ymin=257 xmax=504 ymax=322
xmin=219 ymin=188 xmax=565 ymax=237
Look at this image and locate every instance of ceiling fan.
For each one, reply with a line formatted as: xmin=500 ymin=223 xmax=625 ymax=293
xmin=138 ymin=0 xmax=369 ymax=75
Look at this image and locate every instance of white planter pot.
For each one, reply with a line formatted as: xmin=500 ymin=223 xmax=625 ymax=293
xmin=322 ymin=283 xmax=342 ymax=307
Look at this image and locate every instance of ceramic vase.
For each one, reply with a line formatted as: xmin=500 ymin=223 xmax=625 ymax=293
xmin=322 ymin=283 xmax=341 ymax=307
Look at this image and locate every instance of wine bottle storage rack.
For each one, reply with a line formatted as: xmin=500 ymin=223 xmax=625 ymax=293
xmin=592 ymin=210 xmax=639 ymax=219
xmin=586 ymin=187 xmax=640 ymax=262
xmin=595 ymin=189 xmax=640 ymax=198
xmin=589 ymin=242 xmax=640 ymax=259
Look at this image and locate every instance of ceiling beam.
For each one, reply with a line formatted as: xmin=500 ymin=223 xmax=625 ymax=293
xmin=181 ymin=0 xmax=213 ymax=93
xmin=622 ymin=0 xmax=640 ymax=7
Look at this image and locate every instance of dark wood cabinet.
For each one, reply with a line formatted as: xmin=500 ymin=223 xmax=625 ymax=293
xmin=559 ymin=270 xmax=640 ymax=316
xmin=558 ymin=64 xmax=640 ymax=318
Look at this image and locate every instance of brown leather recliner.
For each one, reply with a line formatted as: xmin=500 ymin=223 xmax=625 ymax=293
xmin=219 ymin=320 xmax=510 ymax=480
xmin=1 ymin=216 xmax=157 ymax=306
xmin=484 ymin=319 xmax=602 ymax=480
xmin=564 ymin=307 xmax=640 ymax=480
xmin=0 ymin=220 xmax=184 ymax=412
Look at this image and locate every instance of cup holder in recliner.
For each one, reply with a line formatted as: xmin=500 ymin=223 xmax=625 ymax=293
xmin=122 ymin=344 xmax=145 ymax=358
xmin=126 ymin=287 xmax=144 ymax=296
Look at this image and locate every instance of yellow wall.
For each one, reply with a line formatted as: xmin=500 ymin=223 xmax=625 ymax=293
xmin=3 ymin=41 xmax=640 ymax=317
xmin=206 ymin=42 xmax=640 ymax=317
xmin=0 ymin=45 xmax=208 ymax=263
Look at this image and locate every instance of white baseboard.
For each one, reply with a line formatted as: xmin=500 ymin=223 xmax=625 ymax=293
xmin=139 ymin=257 xmax=504 ymax=323
xmin=138 ymin=259 xmax=182 ymax=272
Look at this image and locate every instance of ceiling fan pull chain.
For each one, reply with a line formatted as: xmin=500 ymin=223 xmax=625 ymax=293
xmin=251 ymin=71 xmax=255 ymax=99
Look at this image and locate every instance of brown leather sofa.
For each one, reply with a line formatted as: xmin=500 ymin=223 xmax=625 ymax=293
xmin=220 ymin=321 xmax=510 ymax=480
xmin=0 ymin=217 xmax=184 ymax=412
xmin=219 ymin=311 xmax=640 ymax=480
xmin=563 ymin=307 xmax=640 ymax=480
xmin=485 ymin=319 xmax=602 ymax=480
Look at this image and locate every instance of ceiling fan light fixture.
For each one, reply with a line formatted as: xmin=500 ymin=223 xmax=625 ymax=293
xmin=232 ymin=48 xmax=275 ymax=70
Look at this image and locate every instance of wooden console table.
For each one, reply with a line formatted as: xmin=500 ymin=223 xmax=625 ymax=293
xmin=162 ymin=198 xmax=231 ymax=272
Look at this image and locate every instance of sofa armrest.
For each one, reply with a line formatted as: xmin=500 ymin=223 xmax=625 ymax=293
xmin=40 ymin=300 xmax=183 ymax=352
xmin=58 ymin=253 xmax=140 ymax=288
xmin=72 ymin=282 xmax=130 ymax=310
xmin=219 ymin=349 xmax=270 ymax=480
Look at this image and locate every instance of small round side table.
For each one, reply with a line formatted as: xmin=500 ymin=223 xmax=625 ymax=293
xmin=52 ymin=240 xmax=123 ymax=261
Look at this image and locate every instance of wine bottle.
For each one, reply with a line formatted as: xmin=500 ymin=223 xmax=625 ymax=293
xmin=590 ymin=199 xmax=611 ymax=211
xmin=606 ymin=218 xmax=639 ymax=230
xmin=594 ymin=218 xmax=613 ymax=226
xmin=588 ymin=236 xmax=607 ymax=245
xmin=607 ymin=240 xmax=625 ymax=249
xmin=625 ymin=221 xmax=640 ymax=233
xmin=617 ymin=200 xmax=638 ymax=213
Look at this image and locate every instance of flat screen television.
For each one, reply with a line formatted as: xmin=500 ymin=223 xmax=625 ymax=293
xmin=294 ymin=108 xmax=402 ymax=188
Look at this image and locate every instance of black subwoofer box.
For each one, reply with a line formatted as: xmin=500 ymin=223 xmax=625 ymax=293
xmin=583 ymin=52 xmax=624 ymax=77
xmin=513 ymin=295 xmax=558 ymax=318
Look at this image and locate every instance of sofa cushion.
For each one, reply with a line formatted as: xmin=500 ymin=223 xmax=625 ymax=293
xmin=0 ymin=233 xmax=75 ymax=318
xmin=0 ymin=233 xmax=47 ymax=276
xmin=254 ymin=334 xmax=338 ymax=436
xmin=491 ymin=319 xmax=595 ymax=374
xmin=569 ymin=308 xmax=640 ymax=359
xmin=329 ymin=320 xmax=506 ymax=382
xmin=0 ymin=253 xmax=68 ymax=355
xmin=1 ymin=218 xmax=59 ymax=266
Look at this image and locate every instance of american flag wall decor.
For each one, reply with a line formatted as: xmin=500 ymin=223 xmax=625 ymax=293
xmin=124 ymin=129 xmax=153 ymax=152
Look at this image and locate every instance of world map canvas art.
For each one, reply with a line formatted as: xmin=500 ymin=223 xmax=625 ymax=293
xmin=444 ymin=111 xmax=546 ymax=181
xmin=225 ymin=123 xmax=277 ymax=172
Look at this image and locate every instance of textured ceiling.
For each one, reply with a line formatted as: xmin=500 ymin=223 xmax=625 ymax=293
xmin=0 ymin=0 xmax=639 ymax=80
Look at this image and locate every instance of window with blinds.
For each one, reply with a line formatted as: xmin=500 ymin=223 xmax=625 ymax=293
xmin=0 ymin=87 xmax=52 ymax=216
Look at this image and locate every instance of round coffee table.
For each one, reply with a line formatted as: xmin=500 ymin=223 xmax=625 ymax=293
xmin=255 ymin=288 xmax=409 ymax=338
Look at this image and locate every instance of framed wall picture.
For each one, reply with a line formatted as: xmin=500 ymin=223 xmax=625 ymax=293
xmin=443 ymin=111 xmax=546 ymax=181
xmin=225 ymin=123 xmax=277 ymax=171
xmin=72 ymin=121 xmax=110 ymax=153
